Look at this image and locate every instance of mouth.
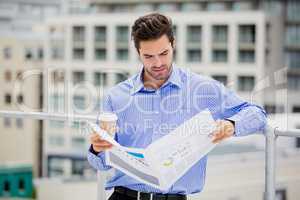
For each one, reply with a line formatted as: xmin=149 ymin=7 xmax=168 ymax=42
xmin=152 ymin=66 xmax=166 ymax=73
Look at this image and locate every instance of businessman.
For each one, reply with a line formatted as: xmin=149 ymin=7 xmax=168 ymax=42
xmin=88 ymin=13 xmax=267 ymax=200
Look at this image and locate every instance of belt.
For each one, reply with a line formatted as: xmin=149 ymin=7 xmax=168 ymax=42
xmin=114 ymin=186 xmax=187 ymax=200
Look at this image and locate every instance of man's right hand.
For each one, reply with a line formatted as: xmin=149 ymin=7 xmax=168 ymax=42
xmin=89 ymin=132 xmax=113 ymax=153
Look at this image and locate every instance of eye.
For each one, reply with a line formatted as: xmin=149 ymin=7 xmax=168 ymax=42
xmin=144 ymin=55 xmax=153 ymax=59
xmin=160 ymin=51 xmax=168 ymax=56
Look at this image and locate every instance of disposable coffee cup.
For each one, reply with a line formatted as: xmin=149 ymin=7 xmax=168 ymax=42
xmin=98 ymin=112 xmax=118 ymax=136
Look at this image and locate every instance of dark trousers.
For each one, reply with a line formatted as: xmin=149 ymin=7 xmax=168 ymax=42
xmin=108 ymin=190 xmax=187 ymax=200
xmin=108 ymin=191 xmax=136 ymax=200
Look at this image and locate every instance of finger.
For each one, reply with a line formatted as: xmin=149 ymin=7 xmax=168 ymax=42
xmin=93 ymin=143 xmax=113 ymax=148
xmin=93 ymin=139 xmax=112 ymax=146
xmin=93 ymin=144 xmax=113 ymax=151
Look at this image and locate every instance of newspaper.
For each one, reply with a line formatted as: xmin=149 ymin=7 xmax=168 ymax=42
xmin=87 ymin=109 xmax=217 ymax=191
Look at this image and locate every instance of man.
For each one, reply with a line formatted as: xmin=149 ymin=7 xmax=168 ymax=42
xmin=88 ymin=13 xmax=267 ymax=200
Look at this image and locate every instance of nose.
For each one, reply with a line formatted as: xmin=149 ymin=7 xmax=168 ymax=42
xmin=152 ymin=55 xmax=162 ymax=67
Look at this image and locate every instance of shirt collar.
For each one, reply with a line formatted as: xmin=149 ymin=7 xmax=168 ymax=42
xmin=130 ymin=64 xmax=182 ymax=95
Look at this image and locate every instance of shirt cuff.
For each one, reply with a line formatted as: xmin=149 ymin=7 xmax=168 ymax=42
xmin=87 ymin=146 xmax=112 ymax=171
xmin=89 ymin=145 xmax=100 ymax=156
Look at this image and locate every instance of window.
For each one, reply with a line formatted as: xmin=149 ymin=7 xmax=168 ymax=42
xmin=48 ymin=157 xmax=65 ymax=177
xmin=52 ymin=71 xmax=65 ymax=83
xmin=16 ymin=118 xmax=23 ymax=128
xmin=94 ymin=72 xmax=107 ymax=86
xmin=49 ymin=135 xmax=64 ymax=147
xmin=73 ymin=26 xmax=85 ymax=42
xmin=4 ymin=180 xmax=10 ymax=193
xmin=286 ymin=25 xmax=300 ymax=46
xmin=238 ymin=76 xmax=255 ymax=91
xmin=187 ymin=49 xmax=201 ymax=62
xmin=72 ymin=159 xmax=86 ymax=176
xmin=292 ymin=106 xmax=300 ymax=113
xmin=95 ymin=48 xmax=106 ymax=60
xmin=116 ymin=26 xmax=129 ymax=43
xmin=239 ymin=50 xmax=255 ymax=63
xmin=49 ymin=94 xmax=64 ymax=112
xmin=286 ymin=51 xmax=300 ymax=69
xmin=24 ymin=48 xmax=33 ymax=60
xmin=212 ymin=75 xmax=228 ymax=86
xmin=287 ymin=1 xmax=300 ymax=21
xmin=72 ymin=121 xmax=80 ymax=129
xmin=94 ymin=26 xmax=106 ymax=42
xmin=262 ymin=1 xmax=283 ymax=16
xmin=51 ymin=46 xmax=64 ymax=60
xmin=17 ymin=94 xmax=23 ymax=104
xmin=72 ymin=71 xmax=85 ymax=84
xmin=73 ymin=48 xmax=85 ymax=60
xmin=4 ymin=118 xmax=11 ymax=127
xmin=181 ymin=3 xmax=202 ymax=11
xmin=213 ymin=50 xmax=228 ymax=62
xmin=71 ymin=137 xmax=86 ymax=149
xmin=275 ymin=189 xmax=286 ymax=200
xmin=207 ymin=2 xmax=227 ymax=11
xmin=18 ymin=178 xmax=25 ymax=192
xmin=3 ymin=47 xmax=12 ymax=59
xmin=212 ymin=25 xmax=228 ymax=44
xmin=288 ymin=74 xmax=300 ymax=90
xmin=296 ymin=137 xmax=300 ymax=148
xmin=5 ymin=94 xmax=11 ymax=104
xmin=4 ymin=71 xmax=11 ymax=82
xmin=232 ymin=1 xmax=253 ymax=11
xmin=187 ymin=25 xmax=202 ymax=43
xmin=73 ymin=95 xmax=85 ymax=110
xmin=38 ymin=48 xmax=43 ymax=60
xmin=49 ymin=120 xmax=65 ymax=128
xmin=296 ymin=125 xmax=300 ymax=148
xmin=116 ymin=49 xmax=128 ymax=61
xmin=157 ymin=3 xmax=179 ymax=12
xmin=239 ymin=25 xmax=256 ymax=44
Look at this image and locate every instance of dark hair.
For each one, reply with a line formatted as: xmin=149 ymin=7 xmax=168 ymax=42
xmin=131 ymin=13 xmax=175 ymax=53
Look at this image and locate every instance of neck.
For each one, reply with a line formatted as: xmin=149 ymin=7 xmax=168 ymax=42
xmin=143 ymin=71 xmax=166 ymax=89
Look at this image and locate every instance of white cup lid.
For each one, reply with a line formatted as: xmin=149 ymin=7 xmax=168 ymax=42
xmin=98 ymin=112 xmax=118 ymax=122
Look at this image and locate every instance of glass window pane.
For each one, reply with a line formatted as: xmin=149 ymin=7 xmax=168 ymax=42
xmin=213 ymin=25 xmax=228 ymax=43
xmin=94 ymin=72 xmax=107 ymax=86
xmin=73 ymin=26 xmax=85 ymax=42
xmin=73 ymin=48 xmax=85 ymax=60
xmin=73 ymin=95 xmax=85 ymax=110
xmin=213 ymin=50 xmax=228 ymax=62
xmin=187 ymin=49 xmax=201 ymax=62
xmin=95 ymin=26 xmax=106 ymax=42
xmin=72 ymin=71 xmax=85 ymax=84
xmin=238 ymin=76 xmax=255 ymax=91
xmin=116 ymin=26 xmax=128 ymax=43
xmin=239 ymin=25 xmax=256 ymax=44
xmin=187 ymin=25 xmax=202 ymax=43
xmin=239 ymin=50 xmax=255 ymax=63
xmin=95 ymin=49 xmax=106 ymax=60
xmin=116 ymin=49 xmax=128 ymax=61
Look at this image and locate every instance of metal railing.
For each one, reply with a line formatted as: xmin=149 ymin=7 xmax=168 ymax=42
xmin=264 ymin=124 xmax=300 ymax=200
xmin=0 ymin=110 xmax=300 ymax=200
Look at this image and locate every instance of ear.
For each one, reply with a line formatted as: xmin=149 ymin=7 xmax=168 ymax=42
xmin=172 ymin=38 xmax=176 ymax=49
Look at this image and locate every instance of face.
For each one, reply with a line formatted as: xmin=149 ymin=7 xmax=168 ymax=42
xmin=139 ymin=34 xmax=174 ymax=83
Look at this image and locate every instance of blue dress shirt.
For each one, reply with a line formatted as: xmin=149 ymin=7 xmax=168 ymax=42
xmin=87 ymin=65 xmax=267 ymax=194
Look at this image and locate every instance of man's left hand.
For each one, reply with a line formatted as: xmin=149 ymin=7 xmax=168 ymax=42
xmin=211 ymin=120 xmax=235 ymax=144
